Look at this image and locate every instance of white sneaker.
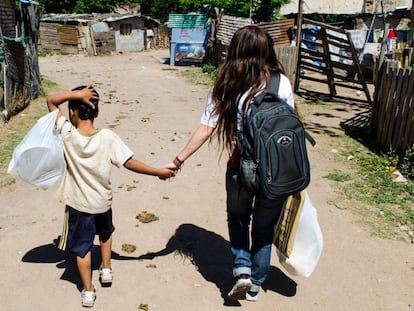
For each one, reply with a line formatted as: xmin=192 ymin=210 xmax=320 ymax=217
xmin=246 ymin=290 xmax=259 ymax=301
xmin=99 ymin=267 xmax=113 ymax=284
xmin=228 ymin=275 xmax=252 ymax=300
xmin=81 ymin=289 xmax=96 ymax=307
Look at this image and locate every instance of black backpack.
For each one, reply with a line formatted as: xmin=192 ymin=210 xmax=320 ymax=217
xmin=239 ymin=73 xmax=316 ymax=199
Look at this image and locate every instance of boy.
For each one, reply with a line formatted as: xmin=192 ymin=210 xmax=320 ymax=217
xmin=47 ymin=85 xmax=175 ymax=307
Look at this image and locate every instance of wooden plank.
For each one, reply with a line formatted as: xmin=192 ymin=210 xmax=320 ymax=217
xmin=301 ymin=62 xmax=327 ymax=74
xmin=329 ymin=60 xmax=357 ymax=72
xmin=301 ymin=54 xmax=325 ymax=64
xmin=385 ymin=69 xmax=405 ymax=149
xmin=325 ymin=33 xmax=350 ymax=45
xmin=399 ymin=72 xmax=414 ymax=151
xmin=301 ymin=48 xmax=325 ymax=59
xmin=392 ymin=69 xmax=412 ymax=152
xmin=370 ymin=63 xmax=385 ymax=138
xmin=376 ymin=69 xmax=392 ymax=148
xmin=374 ymin=66 xmax=391 ymax=146
xmin=301 ymin=39 xmax=324 ymax=49
xmin=300 ymin=75 xmax=328 ymax=84
xmin=379 ymin=69 xmax=398 ymax=149
xmin=333 ymin=82 xmax=364 ymax=91
xmin=326 ymin=39 xmax=354 ymax=51
xmin=57 ymin=25 xmax=78 ymax=45
xmin=303 ymin=18 xmax=348 ymax=34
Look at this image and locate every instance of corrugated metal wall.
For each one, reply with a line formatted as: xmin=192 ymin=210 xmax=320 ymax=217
xmin=216 ymin=15 xmax=294 ymax=47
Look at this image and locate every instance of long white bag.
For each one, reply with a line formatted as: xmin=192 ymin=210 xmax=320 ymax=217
xmin=8 ymin=110 xmax=65 ymax=189
xmin=277 ymin=192 xmax=323 ymax=277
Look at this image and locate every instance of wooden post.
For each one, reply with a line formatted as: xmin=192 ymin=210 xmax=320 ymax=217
xmin=296 ymin=0 xmax=303 ymax=46
xmin=294 ymin=0 xmax=303 ymax=92
xmin=411 ymin=0 xmax=414 ymax=47
xmin=374 ymin=23 xmax=390 ymax=84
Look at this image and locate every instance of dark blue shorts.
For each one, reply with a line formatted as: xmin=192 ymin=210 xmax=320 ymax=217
xmin=58 ymin=205 xmax=115 ymax=258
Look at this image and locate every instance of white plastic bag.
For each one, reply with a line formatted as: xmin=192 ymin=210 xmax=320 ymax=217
xmin=277 ymin=192 xmax=323 ymax=277
xmin=7 ymin=110 xmax=65 ymax=189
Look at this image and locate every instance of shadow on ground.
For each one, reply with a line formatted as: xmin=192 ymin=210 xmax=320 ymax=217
xmin=138 ymin=223 xmax=297 ymax=306
xmin=21 ymin=237 xmax=139 ymax=291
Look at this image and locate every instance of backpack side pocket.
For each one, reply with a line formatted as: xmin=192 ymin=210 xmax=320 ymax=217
xmin=239 ymin=159 xmax=257 ymax=193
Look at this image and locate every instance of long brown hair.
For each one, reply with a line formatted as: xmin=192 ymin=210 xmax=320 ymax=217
xmin=211 ymin=25 xmax=284 ymax=153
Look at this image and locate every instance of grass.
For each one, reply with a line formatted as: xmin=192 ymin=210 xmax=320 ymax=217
xmin=0 ymin=79 xmax=57 ymax=187
xmin=325 ymin=138 xmax=414 ymax=241
xmin=180 ymin=65 xmax=217 ymax=85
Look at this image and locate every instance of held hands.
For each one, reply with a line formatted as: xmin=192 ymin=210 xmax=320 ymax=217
xmin=162 ymin=157 xmax=184 ymax=181
xmin=158 ymin=166 xmax=177 ymax=180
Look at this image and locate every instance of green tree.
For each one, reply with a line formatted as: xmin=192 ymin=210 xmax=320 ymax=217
xmin=38 ymin=0 xmax=291 ymax=22
xmin=253 ymin=0 xmax=291 ymax=22
xmin=38 ymin=0 xmax=129 ymax=14
xmin=139 ymin=0 xmax=290 ymax=21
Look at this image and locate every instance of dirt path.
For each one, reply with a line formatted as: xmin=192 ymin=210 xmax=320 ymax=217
xmin=0 ymin=49 xmax=413 ymax=311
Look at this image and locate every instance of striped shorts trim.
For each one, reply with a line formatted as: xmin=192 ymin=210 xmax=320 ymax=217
xmin=58 ymin=206 xmax=70 ymax=251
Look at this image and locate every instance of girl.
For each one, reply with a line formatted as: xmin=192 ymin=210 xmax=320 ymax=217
xmin=168 ymin=25 xmax=295 ymax=301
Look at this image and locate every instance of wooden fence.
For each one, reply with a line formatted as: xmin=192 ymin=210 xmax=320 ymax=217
xmin=295 ymin=18 xmax=372 ymax=106
xmin=370 ymin=62 xmax=414 ymax=156
xmin=274 ymin=46 xmax=298 ymax=86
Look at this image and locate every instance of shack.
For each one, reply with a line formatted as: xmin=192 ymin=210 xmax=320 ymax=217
xmin=39 ymin=13 xmax=164 ymax=55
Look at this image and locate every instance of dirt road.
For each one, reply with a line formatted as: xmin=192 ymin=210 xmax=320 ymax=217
xmin=0 ymin=49 xmax=412 ymax=311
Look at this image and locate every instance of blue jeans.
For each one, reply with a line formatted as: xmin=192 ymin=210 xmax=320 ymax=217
xmin=226 ymin=165 xmax=285 ymax=290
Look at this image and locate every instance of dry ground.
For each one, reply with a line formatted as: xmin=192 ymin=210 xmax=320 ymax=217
xmin=0 ymin=49 xmax=412 ymax=311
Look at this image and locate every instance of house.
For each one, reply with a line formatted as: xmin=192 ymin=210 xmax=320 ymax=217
xmin=39 ymin=13 xmax=166 ymax=56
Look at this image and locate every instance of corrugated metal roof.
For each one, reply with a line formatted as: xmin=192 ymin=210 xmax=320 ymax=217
xmin=167 ymin=14 xmax=208 ymax=29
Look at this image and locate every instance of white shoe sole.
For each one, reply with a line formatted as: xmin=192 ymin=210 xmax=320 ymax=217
xmin=246 ymin=291 xmax=258 ymax=301
xmin=81 ymin=290 xmax=96 ymax=307
xmin=99 ymin=268 xmax=113 ymax=284
xmin=228 ymin=278 xmax=252 ymax=300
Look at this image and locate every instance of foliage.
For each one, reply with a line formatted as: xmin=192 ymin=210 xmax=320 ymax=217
xmin=201 ymin=63 xmax=219 ymax=77
xmin=252 ymin=0 xmax=291 ymax=22
xmin=38 ymin=0 xmax=130 ymax=14
xmin=38 ymin=0 xmax=292 ymax=23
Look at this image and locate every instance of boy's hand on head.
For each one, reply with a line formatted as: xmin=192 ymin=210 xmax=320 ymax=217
xmin=78 ymin=86 xmax=99 ymax=109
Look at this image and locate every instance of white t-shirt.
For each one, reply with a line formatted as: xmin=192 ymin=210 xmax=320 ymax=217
xmin=56 ymin=116 xmax=134 ymax=214
xmin=200 ymin=73 xmax=294 ymax=131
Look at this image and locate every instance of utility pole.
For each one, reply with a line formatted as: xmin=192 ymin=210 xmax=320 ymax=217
xmin=411 ymin=0 xmax=414 ymax=46
xmin=294 ymin=0 xmax=304 ymax=93
xmin=297 ymin=0 xmax=303 ymax=45
xmin=250 ymin=0 xmax=252 ymax=21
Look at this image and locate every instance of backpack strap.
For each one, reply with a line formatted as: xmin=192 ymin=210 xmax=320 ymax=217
xmin=306 ymin=131 xmax=317 ymax=146
xmin=252 ymin=73 xmax=281 ymax=105
xmin=254 ymin=73 xmax=317 ymax=148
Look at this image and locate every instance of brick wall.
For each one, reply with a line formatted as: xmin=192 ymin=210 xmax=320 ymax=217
xmin=0 ymin=0 xmax=16 ymax=38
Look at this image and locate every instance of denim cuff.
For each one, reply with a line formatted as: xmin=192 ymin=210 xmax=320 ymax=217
xmin=233 ymin=267 xmax=251 ymax=278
